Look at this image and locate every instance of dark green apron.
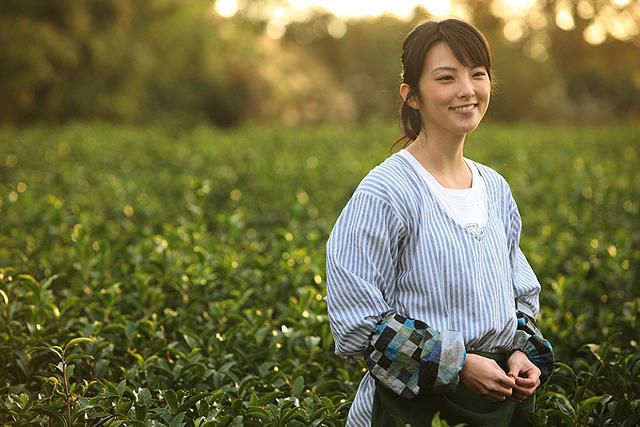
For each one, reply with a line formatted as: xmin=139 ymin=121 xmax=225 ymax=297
xmin=371 ymin=352 xmax=535 ymax=427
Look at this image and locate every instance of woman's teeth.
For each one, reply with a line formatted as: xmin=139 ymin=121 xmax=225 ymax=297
xmin=451 ymin=104 xmax=475 ymax=112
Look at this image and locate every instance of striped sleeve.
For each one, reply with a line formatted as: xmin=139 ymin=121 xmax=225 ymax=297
xmin=325 ymin=190 xmax=465 ymax=396
xmin=325 ymin=190 xmax=401 ymax=361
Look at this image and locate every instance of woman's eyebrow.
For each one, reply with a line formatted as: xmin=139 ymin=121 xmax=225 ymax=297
xmin=431 ymin=66 xmax=458 ymax=73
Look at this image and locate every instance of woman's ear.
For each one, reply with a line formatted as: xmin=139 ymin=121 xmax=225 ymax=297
xmin=400 ymin=83 xmax=420 ymax=110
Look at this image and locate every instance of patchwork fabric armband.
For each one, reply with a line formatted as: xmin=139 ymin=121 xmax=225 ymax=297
xmin=364 ymin=313 xmax=466 ymax=399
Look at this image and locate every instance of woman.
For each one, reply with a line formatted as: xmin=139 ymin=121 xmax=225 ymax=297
xmin=325 ymin=19 xmax=553 ymax=426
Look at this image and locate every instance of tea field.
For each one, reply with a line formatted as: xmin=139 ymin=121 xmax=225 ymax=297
xmin=0 ymin=122 xmax=639 ymax=426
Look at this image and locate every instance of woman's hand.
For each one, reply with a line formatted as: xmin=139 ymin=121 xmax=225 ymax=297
xmin=459 ymin=353 xmax=516 ymax=402
xmin=507 ymin=350 xmax=541 ymax=403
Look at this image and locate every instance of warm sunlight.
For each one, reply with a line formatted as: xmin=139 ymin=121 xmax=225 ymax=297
xmin=214 ymin=0 xmax=238 ymax=17
xmin=280 ymin=0 xmax=455 ymax=19
xmin=491 ymin=0 xmax=537 ymax=18
xmin=213 ymin=0 xmax=639 ymax=45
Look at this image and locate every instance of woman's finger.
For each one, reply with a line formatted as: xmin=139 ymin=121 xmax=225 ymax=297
xmin=514 ymin=376 xmax=537 ymax=388
xmin=488 ymin=392 xmax=510 ymax=402
xmin=512 ymin=384 xmax=534 ymax=399
xmin=497 ymin=374 xmax=516 ymax=389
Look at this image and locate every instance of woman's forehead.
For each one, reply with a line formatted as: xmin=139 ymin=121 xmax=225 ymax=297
xmin=424 ymin=42 xmax=482 ymax=71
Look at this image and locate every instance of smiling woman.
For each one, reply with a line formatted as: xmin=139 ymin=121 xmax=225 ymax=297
xmin=325 ymin=18 xmax=554 ymax=427
xmin=395 ymin=19 xmax=492 ymax=148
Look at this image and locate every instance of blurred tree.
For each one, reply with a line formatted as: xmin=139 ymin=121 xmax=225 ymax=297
xmin=0 ymin=0 xmax=637 ymax=126
xmin=470 ymin=0 xmax=640 ymax=120
xmin=0 ymin=0 xmax=256 ymax=126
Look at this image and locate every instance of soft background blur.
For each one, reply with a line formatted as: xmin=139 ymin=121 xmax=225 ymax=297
xmin=2 ymin=0 xmax=639 ymax=128
xmin=2 ymin=2 xmax=640 ymax=424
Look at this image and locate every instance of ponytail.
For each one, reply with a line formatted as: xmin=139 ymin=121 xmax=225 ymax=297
xmin=390 ymin=100 xmax=421 ymax=153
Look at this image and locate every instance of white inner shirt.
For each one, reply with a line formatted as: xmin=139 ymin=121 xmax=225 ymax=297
xmin=398 ymin=149 xmax=488 ymax=237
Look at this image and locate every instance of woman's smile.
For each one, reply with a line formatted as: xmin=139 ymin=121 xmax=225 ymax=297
xmin=450 ymin=103 xmax=478 ymax=113
xmin=409 ymin=41 xmax=491 ymax=137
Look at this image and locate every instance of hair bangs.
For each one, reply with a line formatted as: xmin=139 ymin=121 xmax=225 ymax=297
xmin=440 ymin=21 xmax=492 ymax=79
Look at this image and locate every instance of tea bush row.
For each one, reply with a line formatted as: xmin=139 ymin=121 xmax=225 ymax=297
xmin=0 ymin=122 xmax=638 ymax=425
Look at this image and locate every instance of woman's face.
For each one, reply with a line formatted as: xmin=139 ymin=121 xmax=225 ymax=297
xmin=407 ymin=41 xmax=491 ymax=137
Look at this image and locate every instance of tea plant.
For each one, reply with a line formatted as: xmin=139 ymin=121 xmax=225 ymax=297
xmin=0 ymin=122 xmax=638 ymax=425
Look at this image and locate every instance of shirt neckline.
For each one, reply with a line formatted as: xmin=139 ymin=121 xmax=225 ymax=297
xmin=393 ymin=151 xmax=494 ymax=242
xmin=398 ymin=149 xmax=478 ymax=192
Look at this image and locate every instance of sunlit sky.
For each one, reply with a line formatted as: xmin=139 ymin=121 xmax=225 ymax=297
xmin=272 ymin=0 xmax=455 ymax=19
xmin=214 ymin=0 xmax=639 ymax=47
xmin=216 ymin=0 xmax=461 ymax=19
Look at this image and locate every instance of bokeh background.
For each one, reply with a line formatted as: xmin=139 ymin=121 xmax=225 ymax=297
xmin=2 ymin=0 xmax=639 ymax=128
xmin=1 ymin=1 xmax=640 ymax=425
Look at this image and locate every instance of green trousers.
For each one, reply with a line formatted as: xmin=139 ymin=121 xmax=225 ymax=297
xmin=371 ymin=352 xmax=535 ymax=427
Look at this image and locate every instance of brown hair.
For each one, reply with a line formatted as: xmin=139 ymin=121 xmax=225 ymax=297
xmin=390 ymin=19 xmax=492 ymax=153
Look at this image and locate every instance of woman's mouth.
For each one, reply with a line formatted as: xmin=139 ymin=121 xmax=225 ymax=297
xmin=450 ymin=104 xmax=477 ymax=112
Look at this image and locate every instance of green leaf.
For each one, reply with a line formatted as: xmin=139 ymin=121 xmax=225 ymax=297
xmin=197 ymin=399 xmax=210 ymax=417
xmin=280 ymin=407 xmax=303 ymax=424
xmin=246 ymin=407 xmax=271 ymax=422
xmin=139 ymin=388 xmax=152 ymax=406
xmin=41 ymin=274 xmax=60 ymax=289
xmin=183 ymin=334 xmax=199 ymax=349
xmin=292 ymin=376 xmax=304 ymax=396
xmin=164 ymin=389 xmax=179 ymax=414
xmin=169 ymin=412 xmax=185 ymax=427
xmin=431 ymin=411 xmax=442 ymax=427
xmin=31 ymin=405 xmax=68 ymax=426
xmin=177 ymin=392 xmax=212 ymax=412
xmin=130 ymin=352 xmax=145 ymax=369
xmin=29 ymin=345 xmax=62 ymax=359
xmin=554 ymin=362 xmax=576 ymax=378
xmin=101 ymin=379 xmax=118 ymax=395
xmin=135 ymin=404 xmax=147 ymax=421
xmin=17 ymin=274 xmax=39 ymax=285
xmin=117 ymin=400 xmax=133 ymax=415
xmin=117 ymin=379 xmax=127 ymax=398
xmin=578 ymin=394 xmax=611 ymax=418
xmin=0 ymin=288 xmax=9 ymax=305
xmin=66 ymin=354 xmax=94 ymax=363
xmin=64 ymin=337 xmax=95 ymax=351
xmin=546 ymin=392 xmax=576 ymax=422
xmin=255 ymin=391 xmax=279 ymax=406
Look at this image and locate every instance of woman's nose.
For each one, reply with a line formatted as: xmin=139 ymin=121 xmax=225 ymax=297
xmin=457 ymin=77 xmax=475 ymax=98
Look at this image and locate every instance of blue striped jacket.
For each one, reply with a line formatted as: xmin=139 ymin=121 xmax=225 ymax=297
xmin=325 ymin=152 xmax=548 ymax=426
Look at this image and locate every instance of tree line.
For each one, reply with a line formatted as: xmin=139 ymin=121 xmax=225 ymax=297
xmin=1 ymin=0 xmax=638 ymax=127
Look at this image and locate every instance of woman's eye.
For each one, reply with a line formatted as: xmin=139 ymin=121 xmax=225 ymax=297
xmin=438 ymin=75 xmax=454 ymax=81
xmin=473 ymin=71 xmax=487 ymax=77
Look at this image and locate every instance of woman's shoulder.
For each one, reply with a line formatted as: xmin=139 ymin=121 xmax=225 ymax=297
xmin=354 ymin=152 xmax=420 ymax=205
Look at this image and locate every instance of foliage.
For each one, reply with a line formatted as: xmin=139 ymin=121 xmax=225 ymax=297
xmin=0 ymin=1 xmax=258 ymax=127
xmin=0 ymin=122 xmax=639 ymax=425
xmin=1 ymin=1 xmax=639 ymax=127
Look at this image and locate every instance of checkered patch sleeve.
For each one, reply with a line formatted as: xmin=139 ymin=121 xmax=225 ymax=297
xmin=510 ymin=300 xmax=554 ymax=384
xmin=364 ymin=313 xmax=466 ymax=399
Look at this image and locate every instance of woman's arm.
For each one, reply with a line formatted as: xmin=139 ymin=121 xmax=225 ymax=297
xmin=325 ymin=190 xmax=465 ymax=398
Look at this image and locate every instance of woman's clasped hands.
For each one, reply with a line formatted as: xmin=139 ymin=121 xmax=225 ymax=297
xmin=459 ymin=351 xmax=541 ymax=403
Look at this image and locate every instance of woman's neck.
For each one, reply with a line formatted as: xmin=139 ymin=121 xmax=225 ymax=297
xmin=405 ymin=130 xmax=472 ymax=189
